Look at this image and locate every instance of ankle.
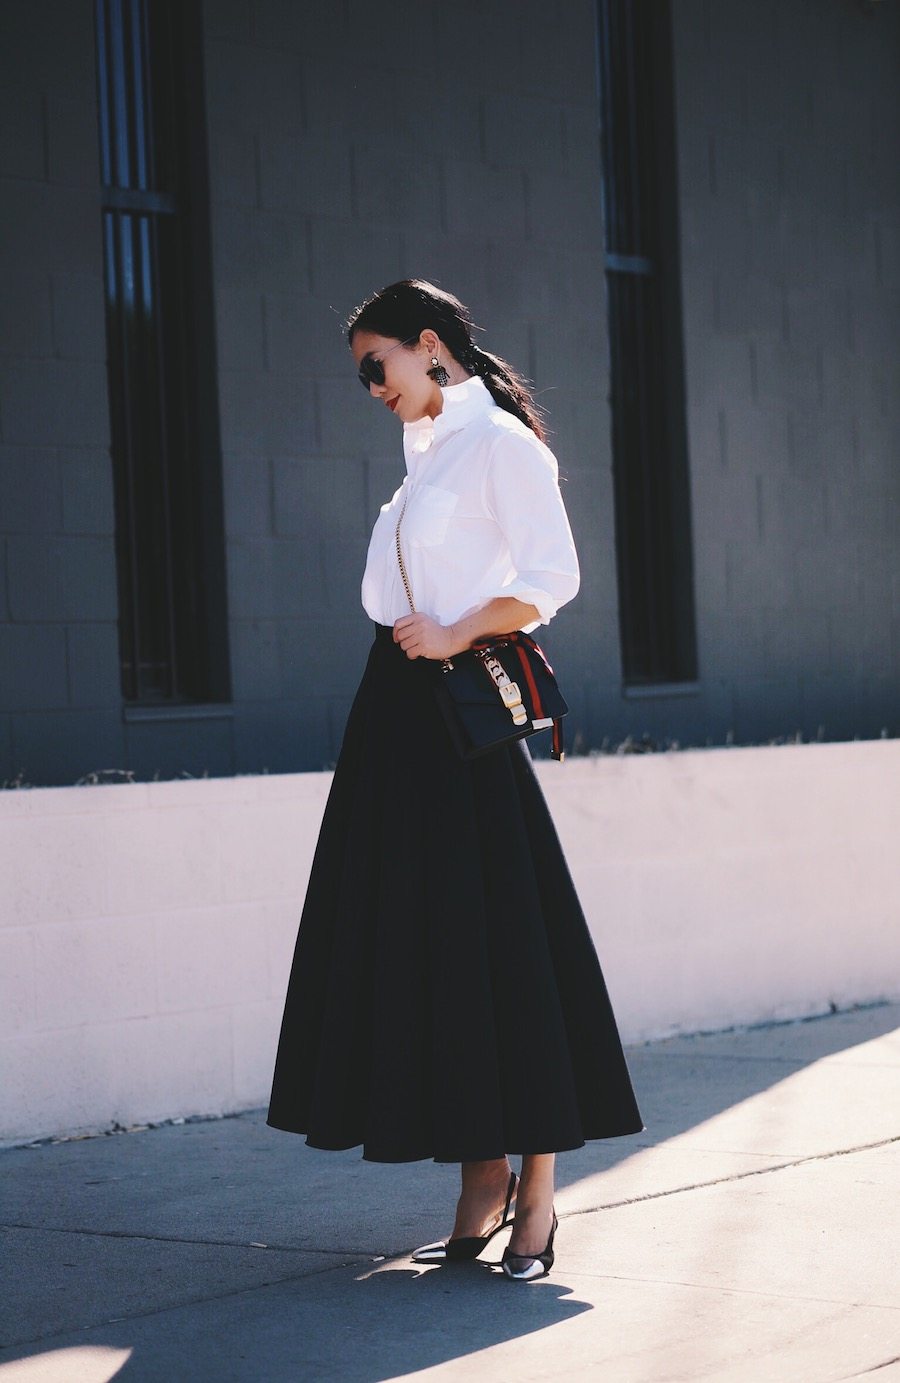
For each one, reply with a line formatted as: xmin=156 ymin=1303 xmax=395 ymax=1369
xmin=512 ymin=1186 xmax=554 ymax=1217
xmin=460 ymin=1158 xmax=511 ymax=1190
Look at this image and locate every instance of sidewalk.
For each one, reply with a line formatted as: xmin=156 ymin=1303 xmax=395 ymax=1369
xmin=2 ymin=1003 xmax=898 ymax=1383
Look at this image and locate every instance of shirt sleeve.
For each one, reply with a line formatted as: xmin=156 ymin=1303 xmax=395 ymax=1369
xmin=482 ymin=424 xmax=580 ymax=628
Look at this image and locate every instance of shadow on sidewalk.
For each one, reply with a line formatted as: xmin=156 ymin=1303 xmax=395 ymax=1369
xmin=1 ymin=1001 xmax=897 ymax=1381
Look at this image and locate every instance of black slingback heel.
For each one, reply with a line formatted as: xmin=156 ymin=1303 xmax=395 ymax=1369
xmin=501 ymin=1208 xmax=558 ymax=1281
xmin=411 ymin=1170 xmax=518 ymax=1263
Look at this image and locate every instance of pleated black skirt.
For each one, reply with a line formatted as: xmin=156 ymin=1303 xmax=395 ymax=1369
xmin=266 ymin=623 xmax=645 ymax=1162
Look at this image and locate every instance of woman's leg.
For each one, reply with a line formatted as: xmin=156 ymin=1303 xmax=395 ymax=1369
xmin=451 ymin=1156 xmax=514 ymax=1239
xmin=506 ymin=1152 xmax=556 ymax=1257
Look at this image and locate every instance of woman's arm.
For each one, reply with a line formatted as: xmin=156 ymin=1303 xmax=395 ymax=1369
xmin=394 ymin=427 xmax=578 ymax=662
xmin=393 ymin=598 xmax=540 ymax=661
xmin=482 ymin=426 xmax=580 ymax=626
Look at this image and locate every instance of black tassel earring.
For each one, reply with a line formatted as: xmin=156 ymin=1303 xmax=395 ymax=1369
xmin=426 ymin=355 xmax=450 ymax=387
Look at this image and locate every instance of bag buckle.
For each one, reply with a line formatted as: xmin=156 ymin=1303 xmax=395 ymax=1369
xmin=482 ymin=655 xmax=528 ymax=725
xmin=499 ymin=682 xmax=527 ymax=721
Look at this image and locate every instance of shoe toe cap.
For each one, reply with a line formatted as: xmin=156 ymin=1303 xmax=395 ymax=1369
xmin=411 ymin=1240 xmax=447 ymax=1262
xmin=501 ymin=1252 xmax=551 ymax=1280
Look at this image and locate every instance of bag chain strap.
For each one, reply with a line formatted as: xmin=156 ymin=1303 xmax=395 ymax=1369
xmin=394 ymin=493 xmax=416 ymax=614
xmin=395 ymin=493 xmax=458 ymax=675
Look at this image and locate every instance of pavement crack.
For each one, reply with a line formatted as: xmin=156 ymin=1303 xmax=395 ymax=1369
xmin=1 ymin=1223 xmax=375 ymax=1258
xmin=639 ymin=1051 xmax=900 ymax=1070
xmin=636 ymin=1052 xmax=812 ymax=1065
xmin=561 ymin=1268 xmax=900 ymax=1312
xmin=837 ymin=1356 xmax=900 ymax=1379
xmin=562 ymin=1133 xmax=900 ymax=1217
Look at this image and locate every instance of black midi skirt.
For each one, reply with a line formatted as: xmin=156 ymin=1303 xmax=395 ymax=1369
xmin=266 ymin=623 xmax=645 ymax=1162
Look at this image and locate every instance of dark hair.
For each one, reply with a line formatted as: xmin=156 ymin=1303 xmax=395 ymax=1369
xmin=345 ymin=279 xmax=547 ymax=441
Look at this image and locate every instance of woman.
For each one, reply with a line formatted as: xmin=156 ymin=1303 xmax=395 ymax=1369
xmin=267 ymin=279 xmax=644 ymax=1281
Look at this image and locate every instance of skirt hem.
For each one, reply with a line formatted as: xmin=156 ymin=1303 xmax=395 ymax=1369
xmin=265 ymin=1116 xmax=648 ymax=1164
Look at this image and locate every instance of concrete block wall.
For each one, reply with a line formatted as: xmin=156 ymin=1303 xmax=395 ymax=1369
xmin=203 ymin=0 xmax=621 ymax=772
xmin=0 ymin=2 xmax=125 ymax=788
xmin=1 ymin=0 xmax=897 ymax=787
xmin=672 ymin=0 xmax=900 ymax=745
xmin=206 ymin=0 xmax=900 ymax=774
xmin=3 ymin=740 xmax=898 ymax=1145
xmin=0 ymin=770 xmax=334 ymax=1143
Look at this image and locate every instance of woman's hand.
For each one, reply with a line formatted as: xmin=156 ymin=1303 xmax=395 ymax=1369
xmin=392 ymin=613 xmax=458 ymax=660
xmin=393 ymin=598 xmax=542 ymax=660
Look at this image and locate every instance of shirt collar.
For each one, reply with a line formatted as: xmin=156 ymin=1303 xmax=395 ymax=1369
xmin=403 ymin=375 xmax=494 ymax=465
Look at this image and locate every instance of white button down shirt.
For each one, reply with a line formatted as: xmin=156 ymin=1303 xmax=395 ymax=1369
xmin=360 ymin=375 xmax=580 ymax=634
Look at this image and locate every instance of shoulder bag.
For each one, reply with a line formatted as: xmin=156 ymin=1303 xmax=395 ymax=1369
xmin=395 ymin=491 xmax=568 ymax=761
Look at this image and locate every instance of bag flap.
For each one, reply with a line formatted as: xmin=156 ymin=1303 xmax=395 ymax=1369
xmin=438 ymin=647 xmax=567 ymax=717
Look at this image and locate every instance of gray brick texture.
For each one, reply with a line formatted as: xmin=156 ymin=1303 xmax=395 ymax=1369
xmin=0 ymin=1 xmax=122 ymax=783
xmin=673 ymin=0 xmax=900 ymax=744
xmin=1 ymin=0 xmax=898 ymax=784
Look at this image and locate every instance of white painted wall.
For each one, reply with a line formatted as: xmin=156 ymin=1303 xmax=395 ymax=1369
xmin=2 ymin=740 xmax=898 ymax=1145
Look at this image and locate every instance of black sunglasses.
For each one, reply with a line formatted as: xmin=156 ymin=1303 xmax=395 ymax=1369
xmin=357 ymin=336 xmax=419 ymax=391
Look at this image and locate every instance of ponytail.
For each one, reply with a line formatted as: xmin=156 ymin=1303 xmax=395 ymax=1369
xmin=346 ymin=280 xmax=547 ymax=442
xmin=459 ymin=343 xmax=547 ymax=442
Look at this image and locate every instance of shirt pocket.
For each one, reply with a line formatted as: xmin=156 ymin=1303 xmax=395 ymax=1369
xmin=407 ymin=483 xmax=459 ymax=549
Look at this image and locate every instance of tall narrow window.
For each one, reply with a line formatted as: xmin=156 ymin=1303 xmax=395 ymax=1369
xmin=95 ymin=0 xmax=229 ymax=703
xmin=596 ymin=0 xmax=698 ymax=686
